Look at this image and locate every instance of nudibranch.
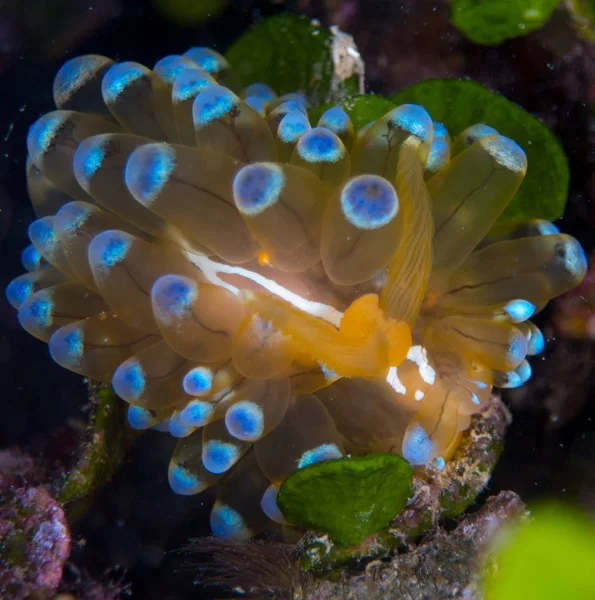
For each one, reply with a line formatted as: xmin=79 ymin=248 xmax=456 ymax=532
xmin=7 ymin=46 xmax=586 ymax=540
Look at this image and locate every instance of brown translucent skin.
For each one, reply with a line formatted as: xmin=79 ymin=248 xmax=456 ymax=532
xmin=9 ymin=48 xmax=586 ymax=540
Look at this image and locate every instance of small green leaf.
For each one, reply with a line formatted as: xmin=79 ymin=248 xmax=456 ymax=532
xmin=278 ymin=453 xmax=413 ymax=547
xmin=450 ymin=0 xmax=560 ymax=45
xmin=485 ymin=504 xmax=595 ymax=600
xmin=309 ymin=94 xmax=397 ymax=132
xmin=225 ymin=14 xmax=333 ymax=100
xmin=392 ymin=79 xmax=569 ymax=222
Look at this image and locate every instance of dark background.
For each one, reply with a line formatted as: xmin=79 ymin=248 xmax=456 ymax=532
xmin=0 ymin=1 xmax=594 ymax=597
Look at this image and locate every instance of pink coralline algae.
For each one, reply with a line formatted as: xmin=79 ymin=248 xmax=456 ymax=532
xmin=0 ymin=449 xmax=71 ymax=599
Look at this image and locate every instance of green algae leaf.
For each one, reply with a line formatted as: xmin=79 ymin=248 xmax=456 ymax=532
xmin=484 ymin=504 xmax=595 ymax=600
xmin=278 ymin=453 xmax=413 ymax=547
xmin=450 ymin=0 xmax=560 ymax=45
xmin=226 ymin=14 xmax=334 ymax=100
xmin=392 ymin=79 xmax=569 ymax=221
xmin=309 ymin=94 xmax=397 ymax=132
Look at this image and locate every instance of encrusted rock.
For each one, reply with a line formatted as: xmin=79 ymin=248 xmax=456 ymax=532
xmin=0 ymin=450 xmax=70 ymax=600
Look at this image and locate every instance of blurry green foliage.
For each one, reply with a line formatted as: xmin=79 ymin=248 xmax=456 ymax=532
xmin=151 ymin=0 xmax=228 ymax=26
xmin=392 ymin=79 xmax=569 ymax=222
xmin=226 ymin=14 xmax=334 ymax=100
xmin=450 ymin=0 xmax=561 ymax=44
xmin=278 ymin=453 xmax=413 ymax=547
xmin=484 ymin=503 xmax=595 ymax=600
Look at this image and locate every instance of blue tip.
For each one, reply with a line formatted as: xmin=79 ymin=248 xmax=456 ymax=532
xmin=168 ymin=463 xmax=204 ymax=496
xmin=402 ymin=422 xmax=434 ymax=466
xmin=182 ymin=367 xmax=213 ymax=396
xmin=233 ymin=163 xmax=285 ymax=216
xmin=88 ymin=230 xmax=132 ymax=276
xmin=73 ymin=136 xmax=108 ymax=187
xmin=318 ymin=105 xmax=351 ymax=133
xmin=340 ymin=174 xmax=399 ymax=230
xmin=297 ymin=443 xmax=342 ymax=469
xmin=277 ymin=110 xmax=310 ymax=144
xmin=55 ymin=201 xmax=92 ymax=235
xmin=102 ymin=62 xmax=147 ymax=102
xmin=54 ymin=55 xmax=104 ymax=99
xmin=210 ymin=502 xmax=251 ymax=540
xmin=28 ymin=217 xmax=56 ymax=252
xmin=260 ymin=484 xmax=286 ymax=524
xmin=527 ymin=326 xmax=545 ymax=356
xmin=555 ymin=237 xmax=588 ymax=282
xmin=277 ymin=93 xmax=309 ymax=109
xmin=6 ymin=276 xmax=35 ymax=309
xmin=125 ymin=143 xmax=176 ymax=204
xmin=172 ymin=67 xmax=215 ymax=102
xmin=297 ymin=127 xmax=344 ymax=163
xmin=426 ymin=138 xmax=450 ymax=173
xmin=184 ymin=47 xmax=226 ymax=75
xmin=154 ymin=55 xmax=193 ymax=85
xmin=202 ymin=439 xmax=240 ymax=474
xmin=100 ymin=235 xmax=129 ymax=266
xmin=225 ymin=401 xmax=264 ymax=441
xmin=49 ymin=326 xmax=84 ymax=368
xmin=497 ymin=370 xmax=523 ymax=389
xmin=243 ymin=95 xmax=268 ymax=117
xmin=534 ymin=220 xmax=560 ymax=236
xmin=179 ymin=399 xmax=214 ymax=428
xmin=389 ymin=104 xmax=433 ymax=142
xmin=127 ymin=405 xmax=158 ymax=430
xmin=516 ymin=360 xmax=532 ymax=384
xmin=272 ymin=99 xmax=307 ymax=117
xmin=151 ymin=274 xmax=197 ymax=322
xmin=508 ymin=334 xmax=528 ymax=365
xmin=19 ymin=293 xmax=53 ymax=330
xmin=21 ymin=245 xmax=43 ymax=272
xmin=192 ymin=85 xmax=238 ymax=128
xmin=503 ymin=299 xmax=536 ymax=323
xmin=27 ymin=112 xmax=68 ymax=165
xmin=462 ymin=123 xmax=498 ymax=146
xmin=243 ymin=83 xmax=276 ymax=103
xmin=112 ymin=358 xmax=146 ymax=402
xmin=168 ymin=411 xmax=196 ymax=438
xmin=432 ymin=122 xmax=448 ymax=139
xmin=481 ymin=135 xmax=527 ymax=173
xmin=426 ymin=122 xmax=450 ymax=173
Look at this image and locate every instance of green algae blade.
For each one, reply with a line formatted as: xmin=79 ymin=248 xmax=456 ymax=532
xmin=278 ymin=453 xmax=413 ymax=547
xmin=298 ymin=399 xmax=511 ymax=572
xmin=225 ymin=14 xmax=334 ymax=101
xmin=392 ymin=79 xmax=569 ymax=222
xmin=450 ymin=0 xmax=560 ymax=45
xmin=309 ymin=94 xmax=397 ymax=132
xmin=484 ymin=503 xmax=595 ymax=600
